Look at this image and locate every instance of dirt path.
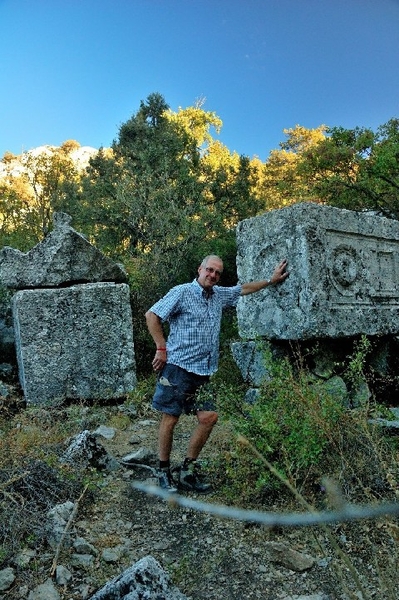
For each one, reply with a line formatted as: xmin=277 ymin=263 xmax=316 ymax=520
xmin=75 ymin=414 xmax=341 ymax=600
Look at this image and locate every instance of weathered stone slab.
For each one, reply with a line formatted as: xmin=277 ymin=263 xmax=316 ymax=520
xmin=0 ymin=212 xmax=127 ymax=289
xmin=230 ymin=340 xmax=290 ymax=388
xmin=236 ymin=203 xmax=399 ymax=339
xmin=88 ymin=555 xmax=188 ymax=600
xmin=13 ymin=282 xmax=136 ymax=405
xmin=230 ymin=341 xmax=268 ymax=385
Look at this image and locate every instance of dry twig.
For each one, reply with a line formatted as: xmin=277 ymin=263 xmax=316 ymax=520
xmin=0 ymin=471 xmax=30 ymax=506
xmin=50 ymin=484 xmax=89 ymax=577
xmin=132 ymin=482 xmax=399 ymax=528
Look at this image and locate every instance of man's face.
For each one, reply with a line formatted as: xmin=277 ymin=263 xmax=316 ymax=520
xmin=197 ymin=258 xmax=224 ymax=289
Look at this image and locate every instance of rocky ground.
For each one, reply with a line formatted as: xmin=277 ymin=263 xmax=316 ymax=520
xmin=64 ymin=415 xmax=337 ymax=600
xmin=2 ymin=399 xmax=399 ymax=600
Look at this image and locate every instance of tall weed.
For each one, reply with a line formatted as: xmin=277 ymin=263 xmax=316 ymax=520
xmin=219 ymin=344 xmax=344 ymax=495
xmin=214 ymin=340 xmax=398 ymax=506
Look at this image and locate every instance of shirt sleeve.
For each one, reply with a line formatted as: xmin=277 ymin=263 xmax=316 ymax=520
xmin=216 ymin=284 xmax=242 ymax=307
xmin=148 ymin=285 xmax=183 ymax=322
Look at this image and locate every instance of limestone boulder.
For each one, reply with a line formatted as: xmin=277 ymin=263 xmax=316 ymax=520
xmin=13 ymin=282 xmax=136 ymax=405
xmin=0 ymin=212 xmax=127 ymax=289
xmin=88 ymin=555 xmax=188 ymax=599
xmin=236 ymin=203 xmax=399 ymax=340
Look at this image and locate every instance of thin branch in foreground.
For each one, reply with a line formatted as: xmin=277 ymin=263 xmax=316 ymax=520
xmin=50 ymin=484 xmax=89 ymax=577
xmin=132 ymin=482 xmax=399 ymax=528
xmin=0 ymin=471 xmax=30 ymax=506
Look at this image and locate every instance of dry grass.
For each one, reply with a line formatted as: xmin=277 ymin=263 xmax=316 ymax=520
xmin=1 ymin=377 xmax=399 ymax=599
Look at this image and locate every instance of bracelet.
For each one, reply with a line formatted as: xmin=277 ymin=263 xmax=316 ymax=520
xmin=156 ymin=348 xmax=167 ymax=352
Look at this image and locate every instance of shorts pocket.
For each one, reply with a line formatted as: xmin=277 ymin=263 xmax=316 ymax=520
xmin=152 ymin=375 xmax=180 ymax=415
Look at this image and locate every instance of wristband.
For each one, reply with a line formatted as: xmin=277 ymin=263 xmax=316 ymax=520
xmin=157 ymin=348 xmax=167 ymax=351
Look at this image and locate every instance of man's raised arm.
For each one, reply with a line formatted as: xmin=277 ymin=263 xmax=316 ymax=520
xmin=240 ymin=259 xmax=288 ymax=296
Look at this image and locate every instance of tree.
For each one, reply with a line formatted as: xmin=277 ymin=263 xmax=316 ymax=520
xmin=20 ymin=146 xmax=83 ymax=237
xmin=0 ymin=141 xmax=89 ymax=249
xmin=81 ymin=94 xmax=206 ymax=272
xmin=259 ymin=125 xmax=328 ymax=209
xmin=165 ymin=97 xmax=223 ymax=152
xmin=81 ymin=93 xmax=259 ymax=288
xmin=298 ymin=119 xmax=399 ymax=219
xmin=0 ymin=182 xmax=36 ymax=250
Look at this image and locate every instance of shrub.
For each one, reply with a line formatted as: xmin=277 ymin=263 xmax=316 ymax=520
xmin=227 ymin=358 xmax=343 ymax=497
xmin=214 ymin=341 xmax=398 ymax=507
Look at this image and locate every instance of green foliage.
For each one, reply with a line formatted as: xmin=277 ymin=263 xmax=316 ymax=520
xmin=80 ymin=93 xmax=203 ymax=261
xmin=0 ymin=142 xmax=85 ymax=249
xmin=259 ymin=125 xmax=328 ymax=209
xmin=344 ymin=335 xmax=372 ymax=389
xmin=0 ymin=182 xmax=40 ymax=250
xmin=211 ymin=336 xmax=399 ymax=510
xmin=256 ymin=118 xmax=399 ymax=219
xmin=79 ymin=93 xmax=260 ymax=273
xmin=126 ymin=374 xmax=158 ymax=416
xmin=298 ymin=118 xmax=399 ymax=218
xmin=216 ymin=344 xmax=346 ymax=499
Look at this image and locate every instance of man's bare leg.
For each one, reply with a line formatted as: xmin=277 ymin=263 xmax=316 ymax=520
xmin=158 ymin=412 xmax=179 ymax=461
xmin=179 ymin=410 xmax=218 ymax=493
xmin=186 ymin=410 xmax=218 ymax=459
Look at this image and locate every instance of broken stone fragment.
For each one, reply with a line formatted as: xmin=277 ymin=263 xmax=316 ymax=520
xmin=0 ymin=211 xmax=127 ymax=289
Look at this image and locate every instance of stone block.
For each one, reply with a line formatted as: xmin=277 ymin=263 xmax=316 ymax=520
xmin=236 ymin=203 xmax=399 ymax=339
xmin=230 ymin=340 xmax=287 ymax=386
xmin=88 ymin=555 xmax=188 ymax=600
xmin=13 ymin=282 xmax=136 ymax=405
xmin=230 ymin=341 xmax=269 ymax=385
xmin=0 ymin=212 xmax=127 ymax=289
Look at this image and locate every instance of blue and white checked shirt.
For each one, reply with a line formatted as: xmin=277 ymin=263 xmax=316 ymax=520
xmin=149 ymin=279 xmax=242 ymax=375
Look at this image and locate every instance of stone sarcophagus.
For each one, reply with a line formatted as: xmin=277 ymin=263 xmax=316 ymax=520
xmin=236 ymin=203 xmax=399 ymax=340
xmin=3 ymin=213 xmax=137 ymax=405
xmin=13 ymin=282 xmax=136 ymax=405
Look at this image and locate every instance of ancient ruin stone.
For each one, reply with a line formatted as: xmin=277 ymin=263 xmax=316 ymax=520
xmin=46 ymin=501 xmax=76 ymax=550
xmin=0 ymin=212 xmax=127 ymax=289
xmin=88 ymin=555 xmax=188 ymax=600
xmin=236 ymin=203 xmax=399 ymax=340
xmin=230 ymin=340 xmax=287 ymax=386
xmin=13 ymin=282 xmax=136 ymax=405
xmin=60 ymin=430 xmax=120 ymax=471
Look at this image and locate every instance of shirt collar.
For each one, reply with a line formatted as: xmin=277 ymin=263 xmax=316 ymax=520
xmin=192 ymin=278 xmax=215 ymax=299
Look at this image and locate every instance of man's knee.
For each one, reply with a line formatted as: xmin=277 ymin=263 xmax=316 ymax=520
xmin=161 ymin=413 xmax=180 ymax=429
xmin=197 ymin=410 xmax=218 ymax=427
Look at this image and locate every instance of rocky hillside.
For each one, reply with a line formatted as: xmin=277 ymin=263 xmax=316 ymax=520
xmin=0 ymin=142 xmax=99 ymax=181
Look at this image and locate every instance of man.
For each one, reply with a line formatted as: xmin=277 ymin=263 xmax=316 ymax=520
xmin=145 ymin=254 xmax=288 ymax=493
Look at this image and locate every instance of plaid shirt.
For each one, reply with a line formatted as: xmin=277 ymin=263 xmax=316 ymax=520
xmin=149 ymin=279 xmax=242 ymax=375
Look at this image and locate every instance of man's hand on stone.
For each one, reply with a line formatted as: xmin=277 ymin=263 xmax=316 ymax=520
xmin=270 ymin=259 xmax=289 ymax=285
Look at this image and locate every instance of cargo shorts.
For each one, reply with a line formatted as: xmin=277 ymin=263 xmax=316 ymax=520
xmin=152 ymin=363 xmax=215 ymax=417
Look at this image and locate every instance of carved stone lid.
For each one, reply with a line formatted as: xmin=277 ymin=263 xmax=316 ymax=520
xmin=0 ymin=212 xmax=127 ymax=289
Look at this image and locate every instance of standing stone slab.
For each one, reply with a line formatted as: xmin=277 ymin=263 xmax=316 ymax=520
xmin=236 ymin=203 xmax=399 ymax=340
xmin=13 ymin=282 xmax=136 ymax=405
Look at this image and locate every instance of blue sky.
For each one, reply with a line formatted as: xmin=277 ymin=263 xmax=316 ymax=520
xmin=1 ymin=0 xmax=399 ymax=161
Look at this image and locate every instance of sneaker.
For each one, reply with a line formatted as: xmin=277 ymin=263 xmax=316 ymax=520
xmin=179 ymin=461 xmax=212 ymax=494
xmin=158 ymin=469 xmax=178 ymax=493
